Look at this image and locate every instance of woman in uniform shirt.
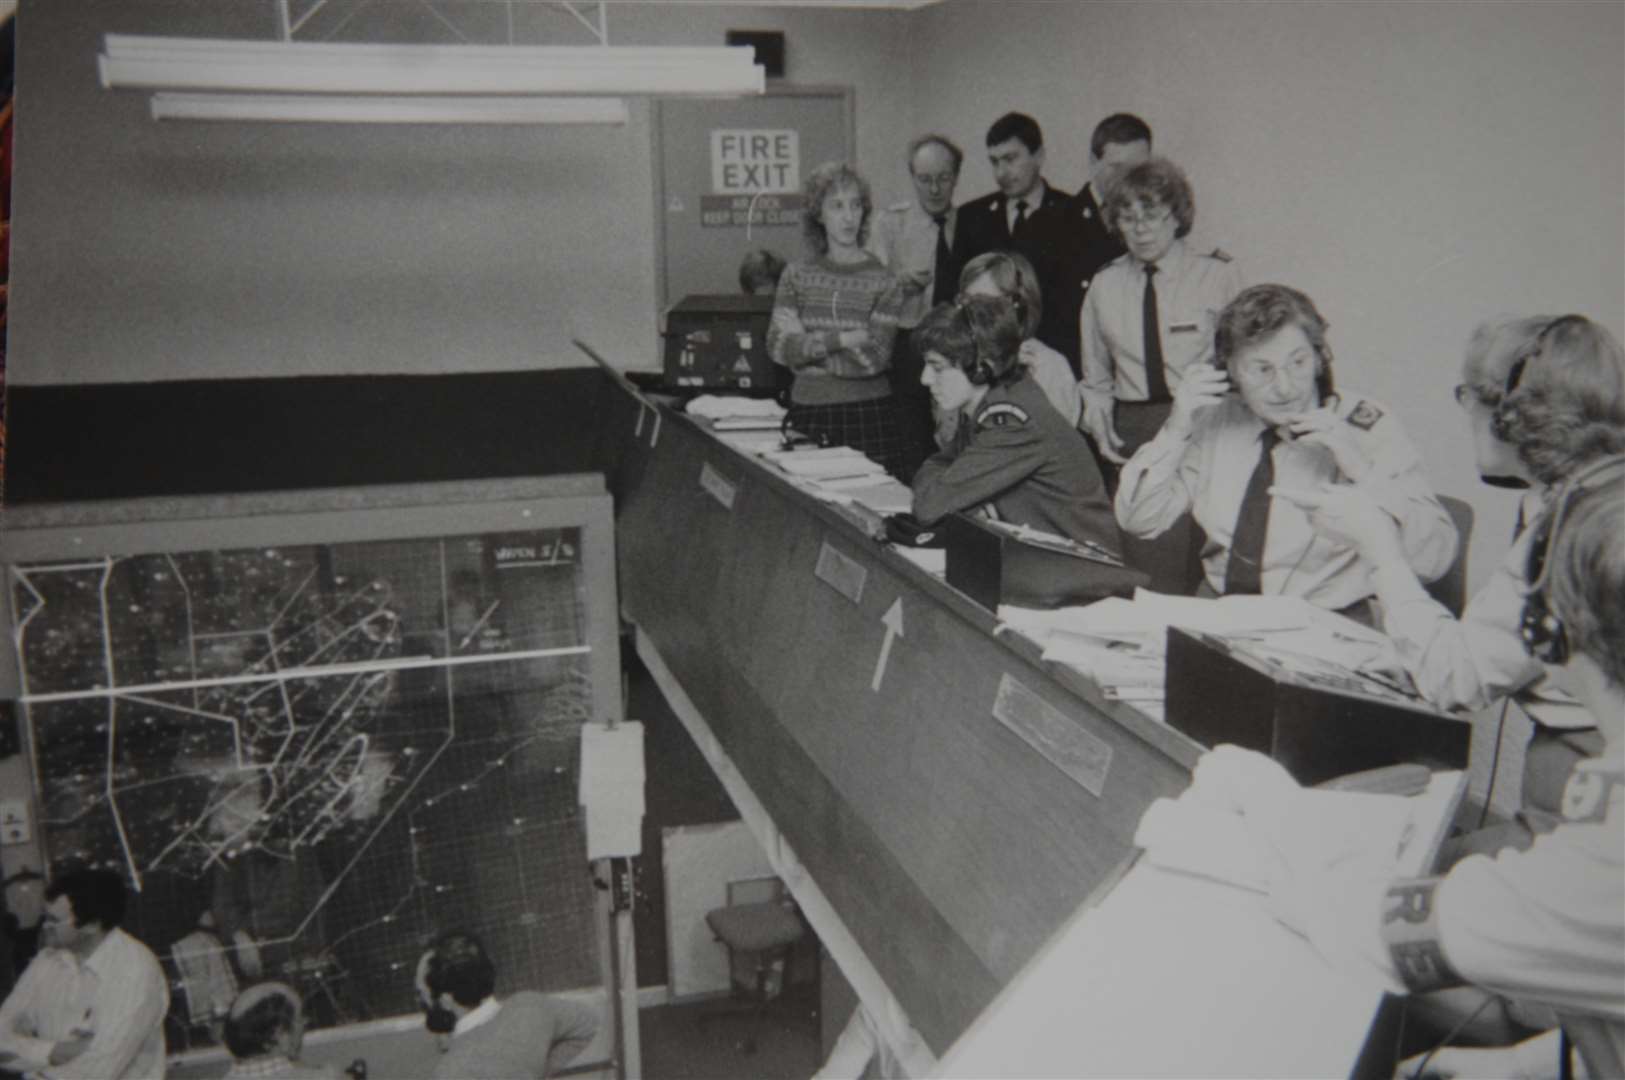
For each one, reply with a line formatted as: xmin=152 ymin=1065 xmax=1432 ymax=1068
xmin=1116 ymin=283 xmax=1457 ymax=620
xmin=911 ymin=295 xmax=1118 ymax=554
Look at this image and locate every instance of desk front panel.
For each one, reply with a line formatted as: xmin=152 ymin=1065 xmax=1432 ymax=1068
xmin=612 ymin=399 xmax=1194 ymax=1053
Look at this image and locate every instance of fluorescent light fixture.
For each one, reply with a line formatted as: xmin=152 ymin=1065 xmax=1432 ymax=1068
xmin=102 ymin=35 xmax=765 ymax=97
xmin=150 ymin=92 xmax=630 ymax=125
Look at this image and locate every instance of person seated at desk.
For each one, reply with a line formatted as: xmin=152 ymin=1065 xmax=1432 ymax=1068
xmin=1279 ymin=314 xmax=1625 ymax=851
xmin=767 ymin=161 xmax=907 ymax=476
xmin=1270 ymin=455 xmax=1625 ymax=1080
xmin=1115 ymin=283 xmax=1457 ymax=621
xmin=222 ymin=982 xmax=341 ymax=1080
xmin=911 ymin=295 xmax=1119 ymax=554
xmin=932 ymin=250 xmax=1081 ymax=448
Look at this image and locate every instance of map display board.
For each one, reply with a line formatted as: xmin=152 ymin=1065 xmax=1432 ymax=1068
xmin=1 ymin=483 xmax=618 ymax=1050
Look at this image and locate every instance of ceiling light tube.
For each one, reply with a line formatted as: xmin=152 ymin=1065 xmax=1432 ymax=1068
xmin=149 ymin=92 xmax=631 ymax=125
xmin=102 ymin=36 xmax=765 ymax=97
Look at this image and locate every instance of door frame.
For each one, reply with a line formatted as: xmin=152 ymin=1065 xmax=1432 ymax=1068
xmin=650 ymin=84 xmax=857 ymax=313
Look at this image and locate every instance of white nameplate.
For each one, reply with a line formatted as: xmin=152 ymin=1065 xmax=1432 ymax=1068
xmin=699 ymin=463 xmax=737 ymax=509
xmin=992 ymin=673 xmax=1112 ymax=797
xmin=814 ymin=540 xmax=867 ymax=605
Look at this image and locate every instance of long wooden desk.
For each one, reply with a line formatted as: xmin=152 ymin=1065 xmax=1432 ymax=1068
xmin=594 ymin=368 xmax=1200 ymax=1056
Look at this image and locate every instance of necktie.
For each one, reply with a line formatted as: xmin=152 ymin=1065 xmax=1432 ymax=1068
xmin=931 ymin=211 xmax=955 ymax=306
xmin=1011 ymin=198 xmax=1028 ymax=241
xmin=1143 ymin=263 xmax=1169 ymax=402
xmin=1224 ymin=429 xmax=1281 ymax=595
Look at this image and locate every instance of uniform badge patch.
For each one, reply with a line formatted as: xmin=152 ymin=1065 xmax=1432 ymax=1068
xmin=977 ymin=402 xmax=1030 ymax=428
xmin=1346 ymin=399 xmax=1384 ymax=431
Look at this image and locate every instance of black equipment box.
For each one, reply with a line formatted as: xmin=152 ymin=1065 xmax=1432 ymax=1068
xmin=662 ymin=294 xmax=786 ymax=394
xmin=1164 ymin=626 xmax=1469 ymax=786
xmin=943 ymin=513 xmax=1148 ymax=611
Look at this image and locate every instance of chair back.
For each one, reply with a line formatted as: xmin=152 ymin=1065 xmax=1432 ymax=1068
xmin=1425 ymin=495 xmax=1475 ymax=618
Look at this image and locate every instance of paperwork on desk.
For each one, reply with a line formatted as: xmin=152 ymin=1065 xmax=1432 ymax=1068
xmin=755 ymin=446 xmax=917 ymax=515
xmin=685 ymin=394 xmax=787 ymax=429
xmin=997 ymin=590 xmax=1405 ymax=717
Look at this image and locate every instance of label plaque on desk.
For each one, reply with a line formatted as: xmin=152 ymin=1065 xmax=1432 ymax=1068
xmin=1164 ymin=627 xmax=1469 ymax=786
xmin=943 ymin=514 xmax=1147 ymax=611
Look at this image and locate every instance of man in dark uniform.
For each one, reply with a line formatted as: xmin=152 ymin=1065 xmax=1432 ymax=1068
xmin=910 ymin=295 xmax=1119 ymax=555
xmin=1044 ymin=114 xmax=1153 ymax=376
xmin=952 ymin=113 xmax=1075 ymax=368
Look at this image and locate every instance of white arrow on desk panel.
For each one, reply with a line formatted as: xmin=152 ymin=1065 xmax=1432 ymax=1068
xmin=871 ymin=598 xmax=904 ymax=693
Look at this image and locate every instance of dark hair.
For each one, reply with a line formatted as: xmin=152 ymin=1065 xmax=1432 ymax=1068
xmin=907 ymin=133 xmax=964 ymax=177
xmin=1090 ymin=113 xmax=1152 ymax=159
xmin=44 ymin=868 xmax=126 ymax=931
xmin=1537 ymin=456 xmax=1625 ymax=687
xmin=737 ymin=249 xmax=786 ymax=295
xmin=1214 ymin=284 xmax=1336 ymax=400
xmin=958 ymin=250 xmax=1041 ymax=338
xmin=424 ymin=931 xmax=496 ymax=1008
xmin=1103 ymin=157 xmax=1195 ymax=240
xmin=985 ymin=111 xmax=1043 ymax=154
xmin=1495 ymin=315 xmax=1625 ymax=485
xmin=801 ymin=161 xmax=873 ymax=255
xmin=224 ymin=984 xmax=301 ymax=1060
xmin=912 ymin=297 xmax=1024 ymax=387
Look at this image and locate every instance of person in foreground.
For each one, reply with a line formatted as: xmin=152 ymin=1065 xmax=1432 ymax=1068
xmin=0 ymin=868 xmax=168 ymax=1080
xmin=1270 ymin=455 xmax=1625 ymax=1079
xmin=222 ymin=982 xmax=341 ymax=1080
xmin=416 ymin=930 xmax=598 ymax=1080
xmin=910 ymin=295 xmax=1119 ymax=555
xmin=1115 ymin=283 xmax=1456 ymax=619
xmin=767 ymin=160 xmax=907 ymax=476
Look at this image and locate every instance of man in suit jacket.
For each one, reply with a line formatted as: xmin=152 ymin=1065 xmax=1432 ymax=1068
xmin=1044 ymin=113 xmax=1153 ymax=375
xmin=953 ymin=112 xmax=1073 ymax=364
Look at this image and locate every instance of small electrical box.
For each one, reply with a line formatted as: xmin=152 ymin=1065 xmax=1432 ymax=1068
xmin=662 ymin=294 xmax=786 ymax=395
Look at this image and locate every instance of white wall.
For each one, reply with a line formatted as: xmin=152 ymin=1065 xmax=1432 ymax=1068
xmin=907 ymin=0 xmax=1624 ymax=582
xmin=8 ymin=0 xmax=912 ymax=384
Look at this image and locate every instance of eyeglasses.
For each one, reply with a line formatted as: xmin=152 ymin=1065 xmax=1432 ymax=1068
xmin=1114 ymin=206 xmax=1171 ymax=230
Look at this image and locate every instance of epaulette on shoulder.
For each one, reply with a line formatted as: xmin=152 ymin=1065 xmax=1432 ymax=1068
xmin=1208 ymin=247 xmax=1234 ymax=263
xmin=977 ymin=402 xmax=1030 ymax=428
xmin=1345 ymin=398 xmax=1384 ymax=431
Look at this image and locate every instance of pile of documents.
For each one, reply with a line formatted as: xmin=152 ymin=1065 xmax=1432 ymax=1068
xmin=757 ymin=445 xmax=916 ymax=517
xmin=997 ymin=590 xmax=1405 ymax=719
xmin=685 ymin=394 xmax=787 ymax=430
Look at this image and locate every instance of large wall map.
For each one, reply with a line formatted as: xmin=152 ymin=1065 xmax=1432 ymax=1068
xmin=10 ymin=528 xmax=602 ymax=1045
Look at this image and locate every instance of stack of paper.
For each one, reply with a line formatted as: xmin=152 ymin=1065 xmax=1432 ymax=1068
xmin=687 ymin=394 xmax=787 ymax=430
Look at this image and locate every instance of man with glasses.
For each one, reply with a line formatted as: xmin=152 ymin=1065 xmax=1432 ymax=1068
xmin=870 ymin=134 xmax=967 ymax=476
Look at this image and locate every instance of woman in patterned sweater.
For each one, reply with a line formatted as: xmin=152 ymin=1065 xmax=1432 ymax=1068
xmin=768 ymin=161 xmax=908 ymax=476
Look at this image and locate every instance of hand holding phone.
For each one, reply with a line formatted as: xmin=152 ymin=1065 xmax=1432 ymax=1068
xmin=1166 ymin=365 xmax=1232 ymax=437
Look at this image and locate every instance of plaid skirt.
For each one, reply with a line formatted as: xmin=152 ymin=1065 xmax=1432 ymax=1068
xmin=785 ymin=397 xmax=908 ymax=478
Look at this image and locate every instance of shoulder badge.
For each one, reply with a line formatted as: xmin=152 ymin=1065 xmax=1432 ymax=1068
xmin=1562 ymin=765 xmax=1623 ymax=823
xmin=977 ymin=402 xmax=1030 ymax=428
xmin=1208 ymin=247 xmax=1234 ymax=263
xmin=1346 ymin=399 xmax=1384 ymax=431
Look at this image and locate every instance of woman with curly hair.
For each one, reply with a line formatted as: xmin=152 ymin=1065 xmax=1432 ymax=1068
xmin=767 ymin=161 xmax=908 ymax=475
xmin=1279 ymin=314 xmax=1625 ymax=712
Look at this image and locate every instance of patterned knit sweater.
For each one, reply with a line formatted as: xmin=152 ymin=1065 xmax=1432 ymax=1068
xmin=767 ymin=252 xmax=903 ymax=406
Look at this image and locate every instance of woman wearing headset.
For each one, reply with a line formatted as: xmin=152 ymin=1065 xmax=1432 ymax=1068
xmin=910 ymin=294 xmax=1119 ymax=555
xmin=1116 ymin=283 xmax=1457 ymax=619
xmin=1278 ymin=315 xmax=1625 ymax=711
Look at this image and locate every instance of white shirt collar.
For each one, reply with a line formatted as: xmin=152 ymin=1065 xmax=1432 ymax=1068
xmin=454 ymin=996 xmax=502 ymax=1036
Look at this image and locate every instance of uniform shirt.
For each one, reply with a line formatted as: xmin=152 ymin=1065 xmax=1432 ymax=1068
xmin=867 ymin=200 xmax=955 ymax=328
xmin=1115 ymin=391 xmax=1457 ymax=610
xmin=934 ymin=338 xmax=1080 ymax=447
xmin=913 ymin=371 xmax=1119 ymax=555
xmin=1078 ymin=240 xmax=1243 ymax=413
xmin=767 ymin=254 xmax=902 ymax=407
xmin=1436 ymin=757 xmax=1623 ymax=1066
xmin=0 ymin=929 xmax=170 ymax=1080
